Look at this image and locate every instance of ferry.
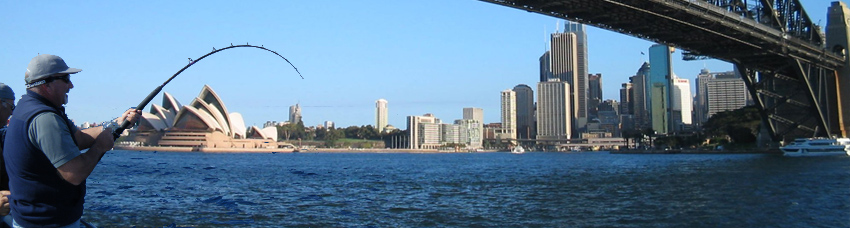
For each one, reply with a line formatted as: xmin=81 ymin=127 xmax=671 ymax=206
xmin=511 ymin=146 xmax=525 ymax=154
xmin=780 ymin=138 xmax=850 ymax=157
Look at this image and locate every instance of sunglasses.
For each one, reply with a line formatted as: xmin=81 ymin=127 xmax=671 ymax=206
xmin=45 ymin=74 xmax=71 ymax=84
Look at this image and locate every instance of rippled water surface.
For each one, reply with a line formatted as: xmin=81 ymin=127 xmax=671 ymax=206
xmin=84 ymin=151 xmax=850 ymax=227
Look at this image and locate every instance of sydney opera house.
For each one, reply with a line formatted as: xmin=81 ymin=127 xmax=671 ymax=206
xmin=118 ymin=85 xmax=296 ymax=152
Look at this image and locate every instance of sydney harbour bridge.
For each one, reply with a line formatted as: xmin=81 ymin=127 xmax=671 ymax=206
xmin=481 ymin=0 xmax=850 ymax=144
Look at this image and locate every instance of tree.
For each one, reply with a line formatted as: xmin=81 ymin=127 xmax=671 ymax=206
xmin=702 ymin=106 xmax=760 ymax=144
xmin=324 ymin=128 xmax=344 ymax=147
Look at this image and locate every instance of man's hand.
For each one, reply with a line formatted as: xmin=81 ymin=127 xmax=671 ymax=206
xmin=114 ymin=108 xmax=142 ymax=127
xmin=0 ymin=190 xmax=10 ymax=216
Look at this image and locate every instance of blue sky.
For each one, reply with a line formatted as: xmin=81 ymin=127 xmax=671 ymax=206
xmin=0 ymin=1 xmax=838 ymax=129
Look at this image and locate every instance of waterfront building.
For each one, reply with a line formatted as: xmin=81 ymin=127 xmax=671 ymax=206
xmin=407 ymin=114 xmax=441 ymax=150
xmin=455 ymin=119 xmax=483 ymax=149
xmin=376 ymin=99 xmax=388 ymax=132
xmin=537 ymin=79 xmax=571 ymax=142
xmin=128 ymin=85 xmax=293 ymax=150
xmin=500 ymin=89 xmax=517 ymax=141
xmin=513 ymin=84 xmax=535 ymax=140
xmin=289 ymin=103 xmax=302 ymax=124
xmin=441 ymin=123 xmax=461 ymax=145
xmin=648 ymin=44 xmax=673 ymax=134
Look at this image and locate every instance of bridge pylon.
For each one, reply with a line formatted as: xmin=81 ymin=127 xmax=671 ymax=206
xmin=827 ymin=1 xmax=850 ymax=138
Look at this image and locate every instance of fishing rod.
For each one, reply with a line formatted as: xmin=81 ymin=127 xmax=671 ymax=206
xmin=111 ymin=44 xmax=303 ymax=139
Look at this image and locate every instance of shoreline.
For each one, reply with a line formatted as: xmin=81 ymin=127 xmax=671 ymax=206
xmin=115 ymin=146 xmax=783 ymax=154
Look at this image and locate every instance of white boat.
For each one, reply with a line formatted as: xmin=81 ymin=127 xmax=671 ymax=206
xmin=511 ymin=146 xmax=525 ymax=154
xmin=780 ymin=138 xmax=850 ymax=157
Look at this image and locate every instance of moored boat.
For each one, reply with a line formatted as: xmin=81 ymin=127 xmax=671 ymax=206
xmin=780 ymin=138 xmax=850 ymax=157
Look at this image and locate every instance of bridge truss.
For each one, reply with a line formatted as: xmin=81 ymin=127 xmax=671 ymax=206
xmin=481 ymin=0 xmax=847 ymax=142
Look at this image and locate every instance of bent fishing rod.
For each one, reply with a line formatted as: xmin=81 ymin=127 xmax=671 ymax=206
xmin=112 ymin=44 xmax=303 ymax=139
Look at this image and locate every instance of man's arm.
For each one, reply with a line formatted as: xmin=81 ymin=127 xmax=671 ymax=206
xmin=57 ymin=109 xmax=139 ymax=185
xmin=56 ymin=130 xmax=113 ymax=186
xmin=74 ymin=127 xmax=99 ymax=150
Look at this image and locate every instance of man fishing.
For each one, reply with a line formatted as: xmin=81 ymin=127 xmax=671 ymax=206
xmin=3 ymin=54 xmax=140 ymax=227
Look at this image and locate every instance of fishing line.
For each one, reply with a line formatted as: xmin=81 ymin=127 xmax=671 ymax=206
xmin=112 ymin=44 xmax=303 ymax=139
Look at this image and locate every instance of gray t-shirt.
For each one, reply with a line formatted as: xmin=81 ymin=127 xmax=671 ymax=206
xmin=28 ymin=112 xmax=81 ymax=168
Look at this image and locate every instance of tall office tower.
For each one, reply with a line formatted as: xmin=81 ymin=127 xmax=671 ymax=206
xmin=588 ymin=73 xmax=603 ymax=118
xmin=565 ymin=21 xmax=589 ymax=130
xmin=630 ymin=62 xmax=651 ymax=130
xmin=375 ymin=99 xmax=388 ymax=133
xmin=619 ymin=82 xmax=635 ymax=133
xmin=407 ymin=114 xmax=441 ymax=150
xmin=513 ymin=84 xmax=535 ymax=139
xmin=537 ymin=79 xmax=571 ymax=140
xmin=648 ymin=44 xmax=674 ymax=134
xmin=671 ymin=77 xmax=692 ymax=131
xmin=694 ymin=69 xmax=712 ymax=125
xmin=549 ymin=32 xmax=580 ymax=137
xmin=289 ymin=103 xmax=302 ymax=124
xmin=619 ymin=83 xmax=633 ymax=115
xmin=539 ymin=51 xmax=552 ymax=82
xmin=706 ymin=72 xmax=750 ymax=120
xmin=501 ymin=89 xmax=517 ymax=140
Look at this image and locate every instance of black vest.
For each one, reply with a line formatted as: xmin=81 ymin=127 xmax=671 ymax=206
xmin=3 ymin=90 xmax=84 ymax=227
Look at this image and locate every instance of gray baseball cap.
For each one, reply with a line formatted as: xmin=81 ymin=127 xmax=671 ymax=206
xmin=0 ymin=83 xmax=14 ymax=100
xmin=25 ymin=54 xmax=82 ymax=85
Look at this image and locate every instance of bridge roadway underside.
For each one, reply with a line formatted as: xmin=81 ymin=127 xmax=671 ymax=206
xmin=483 ymin=0 xmax=847 ymax=142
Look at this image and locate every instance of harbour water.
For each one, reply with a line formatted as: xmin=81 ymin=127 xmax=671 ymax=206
xmin=84 ymin=151 xmax=850 ymax=227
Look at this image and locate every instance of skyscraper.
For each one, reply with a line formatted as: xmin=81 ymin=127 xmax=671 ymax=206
xmin=619 ymin=83 xmax=633 ymax=115
xmin=289 ymin=103 xmax=302 ymax=124
xmin=537 ymin=79 xmax=571 ymax=141
xmin=501 ymin=89 xmax=517 ymax=140
xmin=539 ymin=51 xmax=552 ymax=82
xmin=588 ymin=73 xmax=602 ymax=118
xmin=375 ymin=99 xmax=388 ymax=133
xmin=648 ymin=44 xmax=673 ymax=134
xmin=694 ymin=69 xmax=713 ymax=125
xmin=513 ymin=84 xmax=535 ymax=139
xmin=548 ymin=32 xmax=580 ymax=137
xmin=671 ymin=77 xmax=692 ymax=131
xmin=630 ymin=62 xmax=651 ymax=131
xmin=565 ymin=21 xmax=589 ymax=133
xmin=462 ymin=107 xmax=484 ymax=149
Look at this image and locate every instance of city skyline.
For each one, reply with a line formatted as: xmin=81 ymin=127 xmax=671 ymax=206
xmin=0 ymin=1 xmax=836 ymax=129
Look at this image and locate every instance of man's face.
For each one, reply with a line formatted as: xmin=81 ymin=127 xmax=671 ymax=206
xmin=0 ymin=99 xmax=14 ymax=126
xmin=45 ymin=74 xmax=73 ymax=106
